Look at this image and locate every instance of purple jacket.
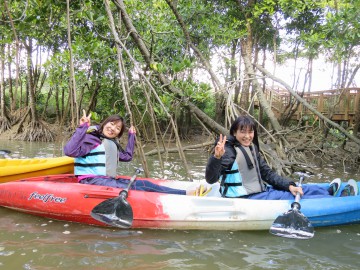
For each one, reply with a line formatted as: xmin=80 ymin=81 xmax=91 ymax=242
xmin=64 ymin=123 xmax=136 ymax=162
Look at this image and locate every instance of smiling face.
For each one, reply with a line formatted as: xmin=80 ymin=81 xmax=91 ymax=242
xmin=99 ymin=115 xmax=125 ymax=139
xmin=102 ymin=121 xmax=122 ymax=139
xmin=234 ymin=126 xmax=254 ymax=147
xmin=230 ymin=116 xmax=258 ymax=148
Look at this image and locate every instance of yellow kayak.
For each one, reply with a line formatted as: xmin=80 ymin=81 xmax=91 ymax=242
xmin=0 ymin=156 xmax=74 ymax=183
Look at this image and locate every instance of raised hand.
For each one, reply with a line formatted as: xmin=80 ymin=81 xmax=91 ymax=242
xmin=128 ymin=125 xmax=136 ymax=134
xmin=80 ymin=109 xmax=91 ymax=126
xmin=214 ymin=134 xmax=226 ymax=159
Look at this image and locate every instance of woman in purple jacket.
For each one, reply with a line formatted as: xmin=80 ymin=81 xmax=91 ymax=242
xmin=64 ymin=110 xmax=198 ymax=195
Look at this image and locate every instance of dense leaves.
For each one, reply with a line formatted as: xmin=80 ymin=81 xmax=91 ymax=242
xmin=0 ymin=0 xmax=358 ymax=142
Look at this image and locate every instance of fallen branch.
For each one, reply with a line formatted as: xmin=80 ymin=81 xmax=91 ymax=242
xmin=145 ymin=141 xmax=214 ymax=156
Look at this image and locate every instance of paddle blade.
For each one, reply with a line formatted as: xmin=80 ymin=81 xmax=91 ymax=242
xmin=91 ymin=193 xmax=133 ymax=229
xmin=270 ymin=209 xmax=314 ymax=239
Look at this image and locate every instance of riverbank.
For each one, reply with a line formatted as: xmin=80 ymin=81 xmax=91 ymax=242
xmin=1 ymin=121 xmax=359 ymax=176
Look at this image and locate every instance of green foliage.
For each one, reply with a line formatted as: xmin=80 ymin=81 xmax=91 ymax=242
xmin=203 ymin=96 xmax=216 ymax=119
xmin=171 ymin=58 xmax=194 ymax=73
xmin=321 ymin=1 xmax=360 ymax=59
xmin=88 ymin=111 xmax=102 ymax=124
xmin=172 ymin=79 xmax=216 ymax=119
xmin=279 ymin=0 xmax=360 ymax=66
xmin=173 ymin=80 xmax=212 ymax=106
xmin=2 ymin=0 xmax=359 ymax=135
xmin=150 ymin=62 xmax=167 ymax=73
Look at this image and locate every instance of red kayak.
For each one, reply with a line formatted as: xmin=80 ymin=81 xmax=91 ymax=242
xmin=0 ymin=174 xmax=178 ymax=228
xmin=0 ymin=174 xmax=292 ymax=230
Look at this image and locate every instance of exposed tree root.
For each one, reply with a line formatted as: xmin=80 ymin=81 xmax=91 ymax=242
xmin=279 ymin=126 xmax=360 ymax=174
xmin=14 ymin=120 xmax=55 ymax=142
xmin=10 ymin=108 xmax=28 ymax=126
xmin=0 ymin=117 xmax=11 ymax=134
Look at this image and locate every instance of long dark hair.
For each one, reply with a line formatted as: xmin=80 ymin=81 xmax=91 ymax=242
xmin=98 ymin=114 xmax=125 ymax=139
xmin=229 ymin=115 xmax=259 ymax=149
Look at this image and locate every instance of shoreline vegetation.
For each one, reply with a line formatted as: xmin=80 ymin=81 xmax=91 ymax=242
xmin=1 ymin=121 xmax=359 ymax=179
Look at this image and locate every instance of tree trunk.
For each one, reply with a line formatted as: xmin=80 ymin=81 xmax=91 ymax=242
xmin=233 ymin=39 xmax=241 ymax=105
xmin=25 ymin=39 xmax=37 ymax=122
xmin=239 ymin=40 xmax=250 ymax=110
xmin=0 ymin=43 xmax=11 ymax=133
xmin=6 ymin=44 xmax=14 ymax=113
xmin=242 ymin=50 xmax=282 ymax=133
xmin=55 ymin=83 xmax=61 ymax=123
xmin=41 ymin=86 xmax=53 ymax=119
xmin=87 ymin=81 xmax=101 ymax=113
xmin=66 ymin=0 xmax=78 ymax=129
xmin=4 ymin=0 xmax=19 ymax=112
xmin=14 ymin=38 xmax=54 ymax=142
xmin=346 ymin=64 xmax=360 ymax=88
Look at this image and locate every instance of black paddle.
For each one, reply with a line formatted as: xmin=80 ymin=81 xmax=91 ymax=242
xmin=269 ymin=176 xmax=315 ymax=239
xmin=90 ymin=168 xmax=142 ymax=228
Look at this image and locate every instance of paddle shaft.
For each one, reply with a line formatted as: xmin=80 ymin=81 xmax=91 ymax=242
xmin=90 ymin=167 xmax=143 ymax=228
xmin=291 ymin=176 xmax=304 ymax=210
xmin=119 ymin=168 xmax=142 ymax=197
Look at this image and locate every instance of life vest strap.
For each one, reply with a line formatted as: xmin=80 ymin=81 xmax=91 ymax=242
xmin=237 ymin=145 xmax=254 ymax=169
xmin=74 ymin=162 xmax=105 ymax=167
xmin=83 ymin=151 xmax=105 ymax=157
xmin=223 ymin=169 xmax=239 ymax=175
xmin=223 ymin=182 xmax=243 ymax=187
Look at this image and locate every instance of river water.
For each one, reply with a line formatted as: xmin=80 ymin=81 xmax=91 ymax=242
xmin=0 ymin=139 xmax=359 ymax=269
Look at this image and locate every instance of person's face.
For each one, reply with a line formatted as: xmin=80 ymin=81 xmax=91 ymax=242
xmin=102 ymin=121 xmax=122 ymax=139
xmin=234 ymin=126 xmax=254 ymax=147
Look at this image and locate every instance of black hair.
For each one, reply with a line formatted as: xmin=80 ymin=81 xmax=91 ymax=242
xmin=98 ymin=115 xmax=125 ymax=138
xmin=229 ymin=115 xmax=259 ymax=149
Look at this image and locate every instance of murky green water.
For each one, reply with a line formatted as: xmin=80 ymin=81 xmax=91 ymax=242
xmin=0 ymin=139 xmax=359 ymax=269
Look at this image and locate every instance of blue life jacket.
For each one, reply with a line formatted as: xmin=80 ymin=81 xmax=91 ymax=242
xmin=74 ymin=144 xmax=106 ymax=176
xmin=74 ymin=126 xmax=119 ymax=177
xmin=219 ymin=160 xmax=248 ymax=197
xmin=220 ymin=145 xmax=264 ymax=198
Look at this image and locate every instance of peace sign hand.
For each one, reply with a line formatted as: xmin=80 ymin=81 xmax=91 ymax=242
xmin=80 ymin=109 xmax=91 ymax=126
xmin=214 ymin=134 xmax=226 ymax=159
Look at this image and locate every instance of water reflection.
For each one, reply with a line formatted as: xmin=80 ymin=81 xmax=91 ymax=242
xmin=0 ymin=139 xmax=360 ymax=269
xmin=0 ymin=140 xmax=65 ymax=159
xmin=1 ymin=208 xmax=359 ymax=269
